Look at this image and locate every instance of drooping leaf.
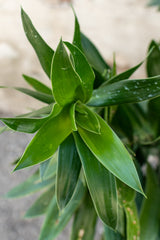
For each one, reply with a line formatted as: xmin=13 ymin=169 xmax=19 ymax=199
xmin=24 ymin=187 xmax=55 ymax=218
xmin=14 ymin=105 xmax=73 ymax=170
xmin=21 ymin=8 xmax=54 ymax=78
xmin=5 ymin=171 xmax=55 ymax=198
xmin=81 ymin=33 xmax=110 ymax=79
xmin=74 ymin=133 xmax=118 ymax=229
xmin=56 ymin=134 xmax=81 ymax=209
xmin=64 ymin=42 xmax=95 ymax=102
xmin=75 ymin=103 xmax=101 ymax=134
xmin=147 ymin=40 xmax=160 ymax=77
xmin=88 ymin=76 xmax=160 ymax=107
xmin=71 ymin=192 xmax=97 ymax=240
xmin=140 ymin=164 xmax=160 ymax=240
xmin=23 ymin=74 xmax=52 ymax=95
xmin=51 ymin=39 xmax=84 ymax=106
xmin=78 ymin=113 xmax=144 ymax=195
xmin=17 ymin=104 xmax=53 ymax=118
xmin=39 ymin=180 xmax=85 ymax=240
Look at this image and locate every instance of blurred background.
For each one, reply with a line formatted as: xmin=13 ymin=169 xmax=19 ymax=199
xmin=0 ymin=0 xmax=160 ymax=239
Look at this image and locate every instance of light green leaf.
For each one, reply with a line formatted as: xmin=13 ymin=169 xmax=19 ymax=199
xmin=17 ymin=104 xmax=53 ymax=118
xmin=88 ymin=76 xmax=160 ymax=107
xmin=39 ymin=180 xmax=85 ymax=240
xmin=74 ymin=133 xmax=118 ymax=229
xmin=24 ymin=187 xmax=55 ymax=218
xmin=64 ymin=42 xmax=95 ymax=102
xmin=70 ymin=102 xmax=77 ymax=131
xmin=71 ymin=192 xmax=97 ymax=240
xmin=78 ymin=113 xmax=144 ymax=195
xmin=0 ymin=126 xmax=10 ymax=134
xmin=23 ymin=74 xmax=52 ymax=95
xmin=40 ymin=158 xmax=51 ymax=180
xmin=140 ymin=164 xmax=160 ymax=240
xmin=56 ymin=134 xmax=81 ymax=209
xmin=51 ymin=39 xmax=84 ymax=106
xmin=21 ymin=8 xmax=54 ymax=78
xmin=104 ymin=225 xmax=124 ymax=240
xmin=14 ymin=105 xmax=73 ymax=170
xmin=75 ymin=103 xmax=101 ymax=134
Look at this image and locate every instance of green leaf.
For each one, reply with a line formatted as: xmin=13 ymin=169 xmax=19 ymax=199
xmin=104 ymin=225 xmax=124 ymax=240
xmin=21 ymin=8 xmax=54 ymax=78
xmin=147 ymin=40 xmax=160 ymax=77
xmin=39 ymin=180 xmax=85 ymax=240
xmin=70 ymin=102 xmax=77 ymax=131
xmin=56 ymin=134 xmax=81 ymax=209
xmin=75 ymin=103 xmax=101 ymax=134
xmin=24 ymin=187 xmax=55 ymax=218
xmin=74 ymin=133 xmax=118 ymax=229
xmin=0 ymin=126 xmax=10 ymax=134
xmin=17 ymin=104 xmax=53 ymax=118
xmin=72 ymin=9 xmax=82 ymax=50
xmin=23 ymin=74 xmax=52 ymax=95
xmin=140 ymin=164 xmax=160 ymax=240
xmin=71 ymin=192 xmax=97 ymax=240
xmin=81 ymin=33 xmax=110 ymax=79
xmin=14 ymin=105 xmax=73 ymax=170
xmin=78 ymin=113 xmax=144 ymax=195
xmin=64 ymin=42 xmax=95 ymax=102
xmin=117 ymin=179 xmax=136 ymax=204
xmin=88 ymin=76 xmax=160 ymax=107
xmin=6 ymin=171 xmax=55 ymax=198
xmin=51 ymin=39 xmax=84 ymax=106
xmin=40 ymin=158 xmax=51 ymax=180
xmin=124 ymin=201 xmax=140 ymax=240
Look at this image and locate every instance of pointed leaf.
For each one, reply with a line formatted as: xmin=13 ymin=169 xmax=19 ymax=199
xmin=23 ymin=74 xmax=52 ymax=95
xmin=81 ymin=33 xmax=110 ymax=79
xmin=72 ymin=9 xmax=82 ymax=50
xmin=21 ymin=8 xmax=54 ymax=77
xmin=51 ymin=39 xmax=84 ymax=106
xmin=24 ymin=187 xmax=55 ymax=218
xmin=147 ymin=40 xmax=160 ymax=77
xmin=75 ymin=103 xmax=101 ymax=134
xmin=74 ymin=133 xmax=118 ymax=228
xmin=17 ymin=104 xmax=53 ymax=118
xmin=14 ymin=105 xmax=73 ymax=170
xmin=65 ymin=42 xmax=95 ymax=101
xmin=56 ymin=134 xmax=81 ymax=209
xmin=39 ymin=180 xmax=85 ymax=240
xmin=78 ymin=113 xmax=144 ymax=195
xmin=88 ymin=76 xmax=160 ymax=107
xmin=71 ymin=192 xmax=97 ymax=240
xmin=140 ymin=164 xmax=160 ymax=240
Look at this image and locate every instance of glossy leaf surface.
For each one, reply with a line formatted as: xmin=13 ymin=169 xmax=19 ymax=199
xmin=140 ymin=164 xmax=160 ymax=240
xmin=75 ymin=103 xmax=100 ymax=134
xmin=21 ymin=8 xmax=54 ymax=77
xmin=23 ymin=74 xmax=52 ymax=95
xmin=24 ymin=187 xmax=55 ymax=218
xmin=65 ymin=42 xmax=95 ymax=101
xmin=51 ymin=40 xmax=84 ymax=106
xmin=56 ymin=134 xmax=81 ymax=209
xmin=39 ymin=180 xmax=85 ymax=240
xmin=71 ymin=192 xmax=97 ymax=240
xmin=74 ymin=133 xmax=118 ymax=228
xmin=78 ymin=113 xmax=143 ymax=195
xmin=14 ymin=106 xmax=73 ymax=170
xmin=88 ymin=76 xmax=160 ymax=107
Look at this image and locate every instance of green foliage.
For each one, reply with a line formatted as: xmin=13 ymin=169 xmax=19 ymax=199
xmin=1 ymin=7 xmax=160 ymax=240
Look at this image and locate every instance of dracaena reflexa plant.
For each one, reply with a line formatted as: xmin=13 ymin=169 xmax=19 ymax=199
xmin=1 ymin=7 xmax=160 ymax=240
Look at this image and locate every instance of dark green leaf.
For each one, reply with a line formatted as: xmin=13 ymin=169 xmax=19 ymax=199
xmin=65 ymin=42 xmax=95 ymax=102
xmin=81 ymin=33 xmax=110 ymax=79
xmin=88 ymin=76 xmax=160 ymax=107
xmin=21 ymin=8 xmax=54 ymax=77
xmin=23 ymin=74 xmax=52 ymax=95
xmin=104 ymin=225 xmax=124 ymax=240
xmin=71 ymin=192 xmax=97 ymax=240
xmin=39 ymin=180 xmax=85 ymax=240
xmin=51 ymin=39 xmax=84 ymax=106
xmin=14 ymin=105 xmax=73 ymax=170
xmin=24 ymin=187 xmax=55 ymax=218
xmin=72 ymin=9 xmax=82 ymax=50
xmin=140 ymin=164 xmax=160 ymax=240
xmin=75 ymin=103 xmax=100 ymax=134
xmin=74 ymin=133 xmax=118 ymax=228
xmin=147 ymin=40 xmax=160 ymax=77
xmin=56 ymin=134 xmax=81 ymax=209
xmin=78 ymin=113 xmax=144 ymax=195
